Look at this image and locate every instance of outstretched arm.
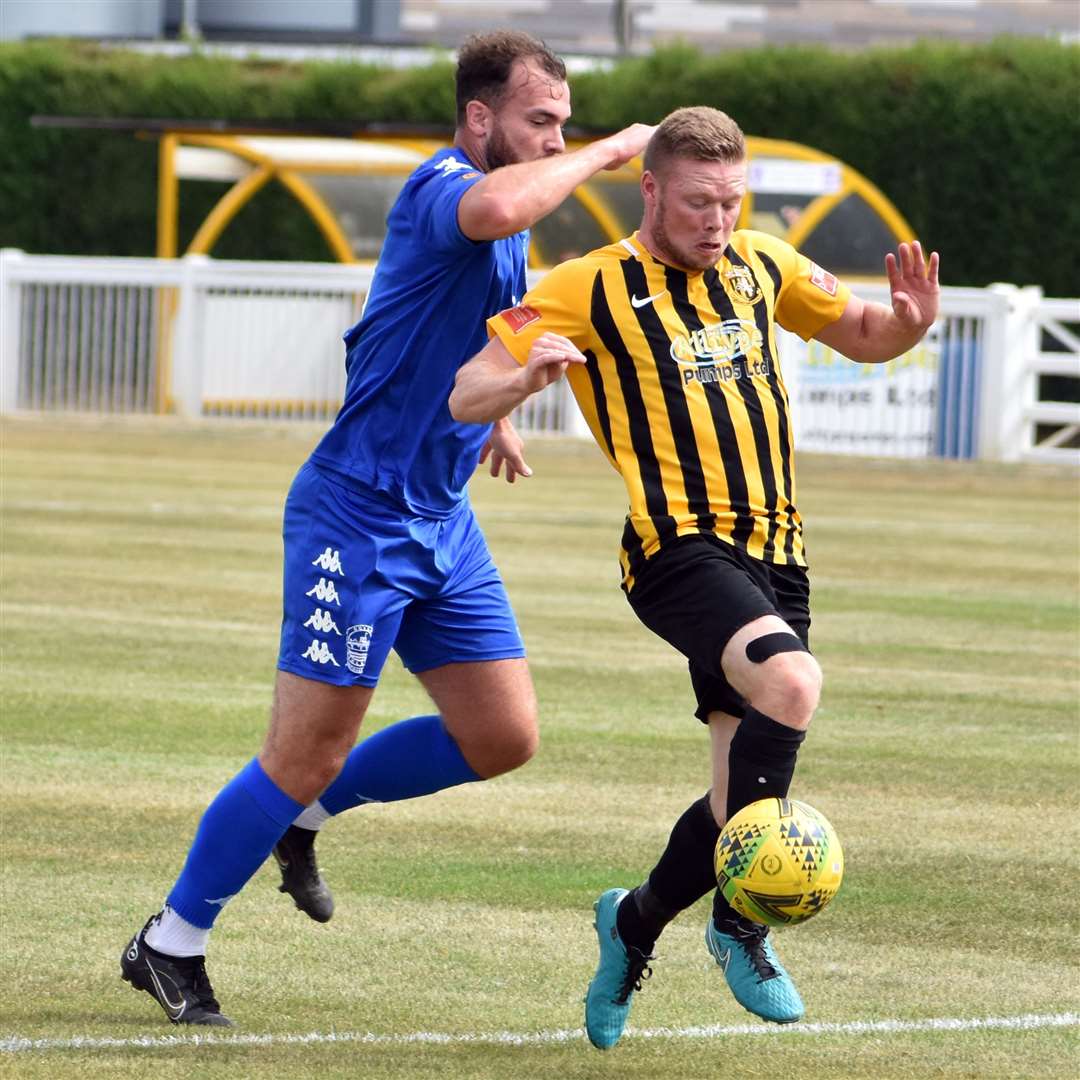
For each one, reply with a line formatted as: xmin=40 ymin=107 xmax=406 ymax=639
xmin=815 ymin=241 xmax=941 ymax=363
xmin=458 ymin=125 xmax=654 ymax=241
xmin=450 ymin=333 xmax=586 ymax=425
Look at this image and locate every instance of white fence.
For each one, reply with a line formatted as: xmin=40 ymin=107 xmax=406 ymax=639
xmin=2 ymin=249 xmax=1077 ymax=464
xmin=0 ymin=251 xmax=366 ymax=421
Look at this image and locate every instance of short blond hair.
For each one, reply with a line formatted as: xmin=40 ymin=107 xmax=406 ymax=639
xmin=643 ymin=106 xmax=746 ymax=174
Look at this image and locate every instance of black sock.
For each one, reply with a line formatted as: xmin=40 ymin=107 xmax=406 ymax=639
xmin=616 ymin=794 xmax=720 ymax=952
xmin=713 ymin=881 xmax=751 ymax=925
xmin=725 ymin=706 xmax=806 ymax=823
xmin=714 ymin=707 xmax=806 ymax=927
xmin=614 ymin=882 xmax=670 ymax=955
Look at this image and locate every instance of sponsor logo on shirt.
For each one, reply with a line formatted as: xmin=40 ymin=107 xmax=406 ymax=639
xmin=670 ymin=320 xmax=763 ymax=366
xmin=809 ymin=263 xmax=839 ymax=296
xmin=670 ymin=319 xmax=769 ymax=387
xmin=500 ymin=305 xmax=542 ymax=334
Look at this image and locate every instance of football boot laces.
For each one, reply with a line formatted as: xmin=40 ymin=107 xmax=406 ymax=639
xmin=726 ymin=919 xmax=781 ymax=981
xmin=188 ymin=956 xmax=223 ymax=1013
xmin=615 ymin=946 xmax=655 ymax=1005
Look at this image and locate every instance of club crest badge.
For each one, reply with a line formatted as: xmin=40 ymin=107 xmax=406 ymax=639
xmin=346 ymin=624 xmax=374 ymax=675
xmin=725 ymin=266 xmax=762 ymax=304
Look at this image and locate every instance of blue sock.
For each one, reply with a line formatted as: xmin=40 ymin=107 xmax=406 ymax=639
xmin=166 ymin=758 xmax=303 ymax=929
xmin=318 ymin=714 xmax=481 ymax=815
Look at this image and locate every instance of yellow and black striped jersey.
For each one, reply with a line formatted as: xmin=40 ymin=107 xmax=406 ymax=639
xmin=488 ymin=230 xmax=850 ymax=590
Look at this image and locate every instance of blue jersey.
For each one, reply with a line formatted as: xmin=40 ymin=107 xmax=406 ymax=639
xmin=309 ymin=147 xmax=529 ymax=517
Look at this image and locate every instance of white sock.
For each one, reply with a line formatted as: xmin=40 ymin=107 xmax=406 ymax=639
xmin=144 ymin=905 xmax=211 ymax=958
xmin=292 ymin=799 xmax=332 ymax=831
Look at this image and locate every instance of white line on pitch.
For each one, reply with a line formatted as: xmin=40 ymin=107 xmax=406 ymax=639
xmin=1 ymin=1012 xmax=1076 ymax=1054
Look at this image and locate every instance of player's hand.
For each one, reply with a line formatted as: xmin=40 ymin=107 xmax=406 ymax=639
xmin=885 ymin=241 xmax=940 ymax=330
xmin=602 ymin=123 xmax=656 ymax=170
xmin=520 ymin=332 xmax=587 ymax=396
xmin=480 ymin=417 xmax=531 ymax=484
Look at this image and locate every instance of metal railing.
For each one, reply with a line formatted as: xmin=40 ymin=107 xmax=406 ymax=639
xmin=0 ymin=251 xmax=371 ymax=420
xmin=2 ymin=258 xmax=166 ymax=414
xmin=1026 ymin=297 xmax=1080 ymax=461
xmin=2 ymin=250 xmax=1076 ymax=464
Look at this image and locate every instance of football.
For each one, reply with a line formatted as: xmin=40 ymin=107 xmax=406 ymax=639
xmin=714 ymin=797 xmax=844 ymax=927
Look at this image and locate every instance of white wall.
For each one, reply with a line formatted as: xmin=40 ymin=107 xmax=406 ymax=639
xmin=0 ymin=0 xmax=164 ymax=39
xmin=193 ymin=0 xmax=358 ymax=31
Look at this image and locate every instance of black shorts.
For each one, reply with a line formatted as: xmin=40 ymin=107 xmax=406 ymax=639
xmin=626 ymin=534 xmax=811 ymax=722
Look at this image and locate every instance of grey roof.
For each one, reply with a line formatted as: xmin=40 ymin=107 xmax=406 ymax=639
xmin=400 ymin=0 xmax=1079 ymax=52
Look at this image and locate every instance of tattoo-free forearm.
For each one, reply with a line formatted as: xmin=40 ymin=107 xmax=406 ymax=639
xmin=449 ymin=358 xmax=531 ymax=424
xmin=852 ymin=301 xmax=933 ymax=364
xmin=462 ymin=138 xmax=629 ymax=239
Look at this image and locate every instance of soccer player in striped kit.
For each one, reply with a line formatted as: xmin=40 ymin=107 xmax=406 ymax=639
xmin=451 ymin=105 xmax=939 ymax=1048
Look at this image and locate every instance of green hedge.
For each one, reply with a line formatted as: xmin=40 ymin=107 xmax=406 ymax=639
xmin=1 ymin=38 xmax=1076 ymax=293
xmin=571 ymin=39 xmax=1080 ymax=295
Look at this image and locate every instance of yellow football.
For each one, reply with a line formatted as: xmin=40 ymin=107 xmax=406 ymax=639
xmin=715 ymin=797 xmax=844 ymax=927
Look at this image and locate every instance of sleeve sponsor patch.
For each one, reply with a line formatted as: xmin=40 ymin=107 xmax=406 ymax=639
xmin=499 ymin=305 xmax=542 ymax=334
xmin=809 ymin=263 xmax=839 ymax=296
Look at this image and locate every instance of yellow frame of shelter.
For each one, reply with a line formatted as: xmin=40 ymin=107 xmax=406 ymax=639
xmin=152 ymin=129 xmax=914 ymax=414
xmin=155 ymin=131 xmax=914 ymax=266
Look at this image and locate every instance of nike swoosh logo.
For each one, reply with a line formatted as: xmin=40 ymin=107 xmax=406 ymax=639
xmin=716 ymin=947 xmax=732 ymax=972
xmin=630 ymin=291 xmax=666 ymax=309
xmin=144 ymin=954 xmax=187 ymax=1020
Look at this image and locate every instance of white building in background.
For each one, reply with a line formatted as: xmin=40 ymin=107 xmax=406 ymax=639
xmin=0 ymin=1 xmax=401 ymax=43
xmin=1 ymin=0 xmax=1076 ymax=52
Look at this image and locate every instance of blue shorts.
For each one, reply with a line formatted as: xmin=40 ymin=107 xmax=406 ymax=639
xmin=277 ymin=462 xmax=525 ymax=687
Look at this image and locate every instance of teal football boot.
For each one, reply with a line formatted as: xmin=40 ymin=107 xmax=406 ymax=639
xmin=584 ymin=889 xmax=654 ymax=1049
xmin=706 ymin=916 xmax=804 ymax=1023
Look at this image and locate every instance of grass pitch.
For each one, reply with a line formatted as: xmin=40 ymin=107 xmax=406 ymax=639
xmin=2 ymin=416 xmax=1078 ymax=1079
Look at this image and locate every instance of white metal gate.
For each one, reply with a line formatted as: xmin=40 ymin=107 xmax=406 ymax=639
xmin=2 ymin=250 xmax=1077 ymax=464
xmin=3 ymin=259 xmax=165 ymax=413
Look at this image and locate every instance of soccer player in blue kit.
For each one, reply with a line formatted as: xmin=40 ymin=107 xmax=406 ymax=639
xmin=120 ymin=30 xmax=653 ymax=1026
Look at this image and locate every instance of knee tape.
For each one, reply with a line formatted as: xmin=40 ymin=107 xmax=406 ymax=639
xmin=745 ymin=632 xmax=807 ymax=664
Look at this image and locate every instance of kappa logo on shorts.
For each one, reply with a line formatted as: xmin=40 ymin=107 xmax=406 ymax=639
xmin=311 ymin=547 xmax=345 ymax=576
xmin=306 ymin=578 xmax=341 ymax=606
xmin=346 ymin=624 xmax=374 ymax=675
xmin=301 ymin=638 xmax=339 ymax=666
xmin=303 ymin=608 xmax=342 ymax=635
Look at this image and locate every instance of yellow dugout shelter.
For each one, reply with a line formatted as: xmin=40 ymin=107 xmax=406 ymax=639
xmin=154 ymin=127 xmax=914 ymax=276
